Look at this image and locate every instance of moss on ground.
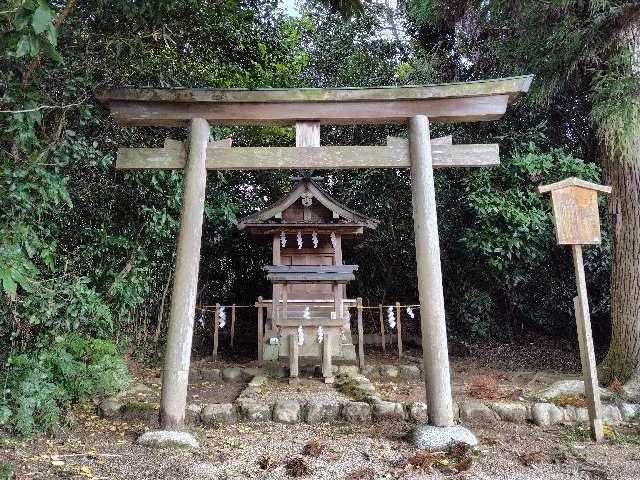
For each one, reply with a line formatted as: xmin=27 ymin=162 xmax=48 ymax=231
xmin=336 ymin=379 xmax=367 ymax=402
xmin=121 ymin=401 xmax=160 ymax=413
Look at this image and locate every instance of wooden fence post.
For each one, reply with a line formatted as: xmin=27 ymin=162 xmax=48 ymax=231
xmin=395 ymin=301 xmax=403 ymax=361
xmin=230 ymin=304 xmax=236 ymax=348
xmin=357 ymin=297 xmax=365 ymax=370
xmin=159 ymin=117 xmax=209 ymax=430
xmin=289 ymin=333 xmax=299 ymax=379
xmin=379 ymin=304 xmax=386 ymax=354
xmin=323 ymin=333 xmax=334 ymax=383
xmin=213 ymin=303 xmax=220 ymax=359
xmin=256 ymin=296 xmax=264 ymax=364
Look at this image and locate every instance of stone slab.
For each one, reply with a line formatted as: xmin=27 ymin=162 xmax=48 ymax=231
xmin=488 ymin=402 xmax=528 ymax=423
xmin=373 ymin=401 xmax=406 ymax=420
xmin=399 ymin=365 xmax=421 ymax=379
xmin=537 ymin=379 xmax=612 ymax=401
xmin=274 ymin=401 xmax=301 ymax=423
xmin=306 ymin=401 xmax=342 ymax=423
xmin=410 ymin=425 xmax=478 ymax=452
xmin=200 ymin=368 xmax=221 ymax=382
xmin=531 ymin=402 xmax=565 ymax=427
xmin=459 ymin=400 xmax=497 ymax=423
xmin=202 ymin=403 xmax=237 ymax=425
xmin=222 ymin=367 xmax=244 ymax=383
xmin=342 ymin=402 xmax=371 ymax=423
xmin=408 ymin=402 xmax=429 ymax=423
xmin=137 ymin=430 xmax=199 ymax=449
xmin=238 ymin=400 xmax=272 ymax=422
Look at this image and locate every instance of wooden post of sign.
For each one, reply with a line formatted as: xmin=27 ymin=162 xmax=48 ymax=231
xmin=537 ymin=177 xmax=611 ymax=442
xmin=573 ymin=246 xmax=604 ymax=442
xmin=357 ymin=297 xmax=365 ymax=369
xmin=230 ymin=304 xmax=236 ymax=348
xmin=159 ymin=118 xmax=209 ymax=430
xmin=213 ymin=303 xmax=220 ymax=359
xmin=395 ymin=301 xmax=403 ymax=361
xmin=256 ymin=296 xmax=264 ymax=364
xmin=409 ymin=115 xmax=454 ymax=427
xmin=379 ymin=304 xmax=386 ymax=354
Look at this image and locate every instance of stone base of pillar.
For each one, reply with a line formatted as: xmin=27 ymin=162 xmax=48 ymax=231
xmin=409 ymin=425 xmax=478 ymax=452
xmin=137 ymin=430 xmax=199 ymax=449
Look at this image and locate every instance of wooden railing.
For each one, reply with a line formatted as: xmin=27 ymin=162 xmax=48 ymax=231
xmin=196 ymin=299 xmax=421 ymax=366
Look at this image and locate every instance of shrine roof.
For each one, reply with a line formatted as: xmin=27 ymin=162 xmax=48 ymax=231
xmin=237 ymin=179 xmax=379 ymax=232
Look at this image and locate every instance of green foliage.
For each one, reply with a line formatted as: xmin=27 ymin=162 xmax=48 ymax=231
xmin=0 ymin=335 xmax=131 ymax=436
xmin=457 ymin=146 xmax=609 ymax=339
xmin=458 ymin=288 xmax=494 ymax=342
xmin=0 ymin=464 xmax=12 ymax=480
xmin=7 ymin=0 xmax=61 ymax=63
xmin=590 ymin=48 xmax=640 ymax=160
xmin=463 ymin=147 xmax=601 ymax=272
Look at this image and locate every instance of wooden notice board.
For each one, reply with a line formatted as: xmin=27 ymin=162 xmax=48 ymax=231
xmin=550 ymin=187 xmax=601 ymax=245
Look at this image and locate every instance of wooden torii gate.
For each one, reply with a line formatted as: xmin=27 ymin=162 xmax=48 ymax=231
xmin=97 ymin=75 xmax=532 ymax=430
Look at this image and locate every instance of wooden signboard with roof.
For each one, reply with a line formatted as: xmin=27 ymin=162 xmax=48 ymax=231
xmin=538 ymin=177 xmax=612 ymax=442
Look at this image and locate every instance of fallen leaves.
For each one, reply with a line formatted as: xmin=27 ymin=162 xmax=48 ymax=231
xmin=258 ymin=455 xmax=279 ymax=470
xmin=608 ymin=378 xmax=624 ymax=395
xmin=405 ymin=442 xmax=474 ymax=474
xmin=345 ymin=467 xmax=375 ymax=480
xmin=223 ymin=439 xmax=242 ymax=450
xmin=468 ymin=376 xmax=503 ymax=400
xmin=285 ymin=457 xmax=311 ymax=477
xmin=551 ymin=394 xmax=587 ymax=408
xmin=603 ymin=425 xmax=616 ymax=440
xmin=468 ymin=375 xmax=520 ymax=400
xmin=405 ymin=451 xmax=439 ymax=473
xmin=79 ymin=465 xmax=94 ymax=477
xmin=517 ymin=450 xmax=546 ymax=466
xmin=302 ymin=438 xmax=325 ymax=457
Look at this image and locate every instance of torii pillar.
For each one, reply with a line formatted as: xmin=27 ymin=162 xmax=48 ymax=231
xmin=409 ymin=115 xmax=453 ymax=426
xmin=159 ymin=118 xmax=209 ymax=429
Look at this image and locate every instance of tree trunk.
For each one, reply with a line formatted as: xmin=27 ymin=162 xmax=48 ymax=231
xmin=599 ymin=151 xmax=640 ymax=390
xmin=598 ymin=21 xmax=640 ymax=394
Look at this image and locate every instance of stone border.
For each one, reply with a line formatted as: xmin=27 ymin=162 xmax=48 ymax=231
xmin=99 ymin=366 xmax=640 ymax=428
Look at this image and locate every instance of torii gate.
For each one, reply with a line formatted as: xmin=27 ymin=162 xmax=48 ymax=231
xmin=97 ymin=75 xmax=532 ymax=431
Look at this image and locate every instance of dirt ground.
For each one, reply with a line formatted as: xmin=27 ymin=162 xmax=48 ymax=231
xmin=355 ymin=337 xmax=580 ymax=404
xmin=2 ymin=416 xmax=640 ymax=479
xmin=3 ymin=337 xmax=638 ymax=480
xmin=118 ymin=380 xmax=245 ymax=407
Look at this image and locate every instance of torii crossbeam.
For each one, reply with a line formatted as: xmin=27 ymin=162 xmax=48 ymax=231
xmin=96 ymin=75 xmax=533 ymax=431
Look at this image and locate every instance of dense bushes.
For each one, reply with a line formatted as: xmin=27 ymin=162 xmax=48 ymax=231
xmin=0 ymin=335 xmax=131 ymax=436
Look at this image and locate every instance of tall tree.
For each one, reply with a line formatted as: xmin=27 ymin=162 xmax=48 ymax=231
xmin=406 ymin=0 xmax=640 ymax=391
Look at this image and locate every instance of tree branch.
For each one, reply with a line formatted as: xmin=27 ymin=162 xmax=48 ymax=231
xmin=21 ymin=0 xmax=77 ymax=86
xmin=0 ymin=97 xmax=89 ymax=114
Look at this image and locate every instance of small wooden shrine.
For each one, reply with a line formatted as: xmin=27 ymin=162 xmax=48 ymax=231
xmin=237 ymin=177 xmax=378 ymax=382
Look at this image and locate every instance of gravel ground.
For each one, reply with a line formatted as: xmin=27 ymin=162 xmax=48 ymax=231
xmin=2 ymin=415 xmax=640 ymax=479
xmin=254 ymin=378 xmax=352 ymax=403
